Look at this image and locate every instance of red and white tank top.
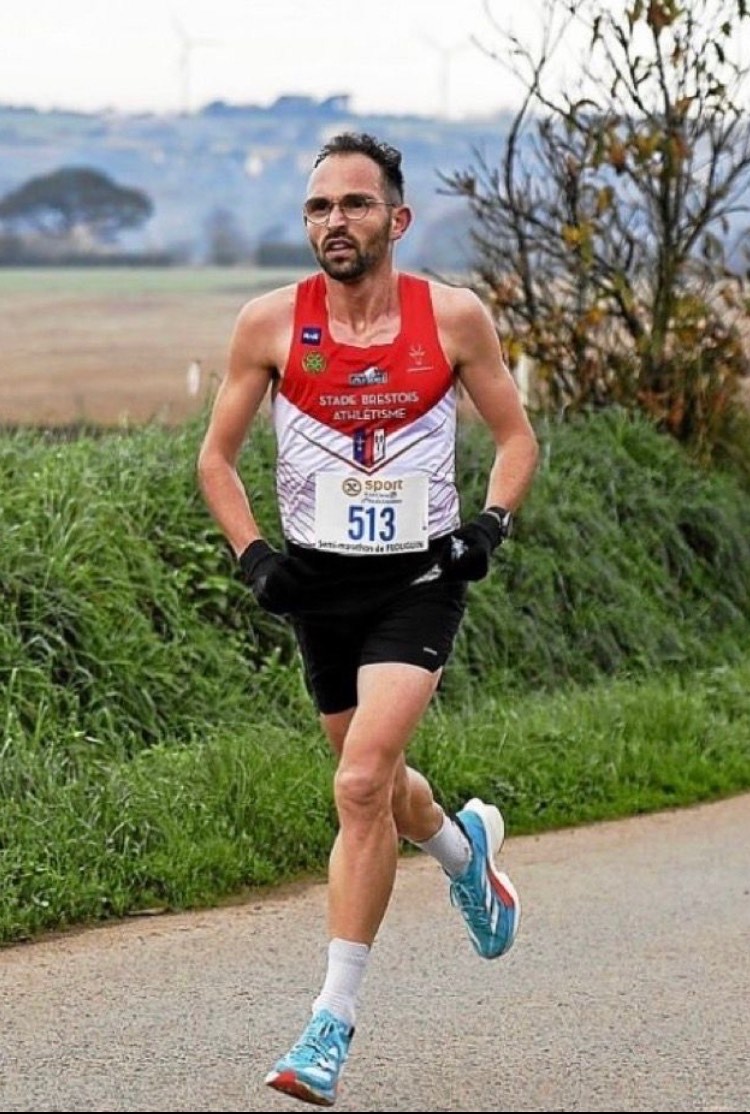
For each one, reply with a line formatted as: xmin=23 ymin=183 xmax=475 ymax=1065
xmin=272 ymin=272 xmax=460 ymax=554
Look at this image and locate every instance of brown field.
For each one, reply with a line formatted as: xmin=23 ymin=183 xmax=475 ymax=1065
xmin=0 ymin=267 xmax=306 ymax=427
xmin=3 ymin=266 xmax=747 ymax=428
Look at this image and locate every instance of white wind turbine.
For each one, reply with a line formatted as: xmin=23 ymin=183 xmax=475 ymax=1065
xmin=171 ymin=13 xmax=222 ymax=113
xmin=418 ymin=33 xmax=472 ymax=121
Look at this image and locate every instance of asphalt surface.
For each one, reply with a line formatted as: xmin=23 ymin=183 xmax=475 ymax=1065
xmin=1 ymin=793 xmax=749 ymax=1113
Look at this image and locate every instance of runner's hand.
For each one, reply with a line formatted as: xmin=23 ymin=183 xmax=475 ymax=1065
xmin=238 ymin=540 xmax=305 ymax=615
xmin=439 ymin=511 xmax=507 ymax=582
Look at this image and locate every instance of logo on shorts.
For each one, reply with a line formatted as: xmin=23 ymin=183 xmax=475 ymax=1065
xmin=301 ymin=326 xmax=322 ymax=345
xmin=302 ymin=351 xmax=326 ymax=375
xmin=411 ymin=564 xmax=442 ymax=586
xmin=349 ymin=365 xmax=388 ymax=387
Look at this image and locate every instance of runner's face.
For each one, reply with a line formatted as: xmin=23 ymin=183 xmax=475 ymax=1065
xmin=304 ymin=154 xmax=400 ymax=282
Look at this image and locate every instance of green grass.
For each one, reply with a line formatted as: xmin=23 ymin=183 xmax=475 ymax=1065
xmin=1 ymin=406 xmax=750 ymax=945
xmin=2 ymin=658 xmax=748 ymax=943
xmin=0 ymin=264 xmax=308 ymax=297
xmin=417 ymin=662 xmax=750 ymax=829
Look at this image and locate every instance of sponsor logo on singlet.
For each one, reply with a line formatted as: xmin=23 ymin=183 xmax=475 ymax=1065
xmin=349 ymin=365 xmax=388 ymax=387
xmin=301 ymin=326 xmax=323 ymax=344
xmin=407 ymin=342 xmax=433 ymax=373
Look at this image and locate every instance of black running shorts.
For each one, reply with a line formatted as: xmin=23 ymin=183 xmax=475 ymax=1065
xmin=285 ymin=537 xmax=468 ymax=715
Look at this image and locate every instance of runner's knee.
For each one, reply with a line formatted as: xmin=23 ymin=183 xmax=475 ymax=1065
xmin=334 ymin=762 xmax=393 ymax=818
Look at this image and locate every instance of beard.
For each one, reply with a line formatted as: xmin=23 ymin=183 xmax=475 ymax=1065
xmin=312 ymin=223 xmax=391 ymax=283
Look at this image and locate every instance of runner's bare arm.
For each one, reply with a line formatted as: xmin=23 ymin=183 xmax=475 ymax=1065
xmin=435 ymin=284 xmax=539 ymax=511
xmin=197 ymin=288 xmax=293 ymax=556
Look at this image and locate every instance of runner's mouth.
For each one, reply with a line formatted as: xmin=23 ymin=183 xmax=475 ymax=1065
xmin=324 ymin=239 xmax=355 ymax=253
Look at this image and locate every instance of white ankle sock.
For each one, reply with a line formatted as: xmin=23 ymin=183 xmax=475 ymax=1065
xmin=413 ymin=812 xmax=471 ymax=877
xmin=312 ymin=938 xmax=370 ymax=1028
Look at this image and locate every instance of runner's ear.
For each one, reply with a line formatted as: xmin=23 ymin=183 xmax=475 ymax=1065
xmin=390 ymin=204 xmax=412 ymax=241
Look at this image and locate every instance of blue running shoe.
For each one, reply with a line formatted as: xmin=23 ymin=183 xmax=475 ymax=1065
xmin=450 ymin=797 xmax=520 ymax=959
xmin=265 ymin=1009 xmax=354 ymax=1107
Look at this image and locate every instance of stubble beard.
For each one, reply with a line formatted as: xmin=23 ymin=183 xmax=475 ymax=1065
xmin=313 ymin=225 xmax=391 ymax=283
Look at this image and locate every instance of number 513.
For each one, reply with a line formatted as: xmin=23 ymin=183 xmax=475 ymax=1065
xmin=348 ymin=504 xmax=396 ymax=542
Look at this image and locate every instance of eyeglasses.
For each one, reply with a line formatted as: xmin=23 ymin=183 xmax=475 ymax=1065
xmin=303 ymin=193 xmax=395 ymax=224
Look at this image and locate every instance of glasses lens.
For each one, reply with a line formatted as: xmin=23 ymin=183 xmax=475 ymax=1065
xmin=304 ymin=199 xmax=332 ymax=223
xmin=340 ymin=195 xmax=370 ymax=220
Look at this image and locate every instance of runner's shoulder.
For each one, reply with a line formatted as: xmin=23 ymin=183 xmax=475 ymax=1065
xmin=422 ymin=276 xmax=492 ymax=347
xmin=423 ymin=275 xmax=487 ymax=320
xmin=234 ymin=279 xmax=304 ymax=334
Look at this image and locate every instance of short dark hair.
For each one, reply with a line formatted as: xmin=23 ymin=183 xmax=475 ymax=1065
xmin=312 ymin=132 xmax=405 ymax=203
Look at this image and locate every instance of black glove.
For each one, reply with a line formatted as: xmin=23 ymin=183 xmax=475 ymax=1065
xmin=440 ymin=506 xmax=513 ymax=582
xmin=238 ymin=540 xmax=305 ymax=615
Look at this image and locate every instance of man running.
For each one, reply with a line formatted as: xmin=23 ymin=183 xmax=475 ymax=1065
xmin=197 ymin=131 xmax=539 ymax=1107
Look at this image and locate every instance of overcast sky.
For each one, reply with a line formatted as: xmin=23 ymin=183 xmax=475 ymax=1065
xmin=0 ymin=0 xmax=588 ymax=119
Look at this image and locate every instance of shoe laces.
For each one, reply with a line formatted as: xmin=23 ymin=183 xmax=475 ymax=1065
xmin=451 ymin=867 xmax=497 ymax=928
xmin=289 ymin=1017 xmax=346 ymax=1067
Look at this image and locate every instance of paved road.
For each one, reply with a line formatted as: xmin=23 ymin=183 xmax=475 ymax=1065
xmin=1 ymin=794 xmax=749 ymax=1113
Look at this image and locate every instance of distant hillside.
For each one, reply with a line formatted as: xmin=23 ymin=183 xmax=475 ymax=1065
xmin=0 ymin=96 xmax=513 ymax=270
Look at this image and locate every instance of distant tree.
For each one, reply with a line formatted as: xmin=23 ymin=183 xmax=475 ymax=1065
xmin=0 ymin=166 xmax=153 ymax=245
xmin=203 ymin=206 xmax=250 ymax=265
xmin=441 ymin=0 xmax=750 ymax=462
xmin=0 ymin=229 xmax=24 ymax=265
xmin=254 ymin=240 xmax=312 ymax=267
xmin=254 ymin=221 xmax=313 ymax=267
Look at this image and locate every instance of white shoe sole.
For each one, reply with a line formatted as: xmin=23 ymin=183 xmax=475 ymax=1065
xmin=464 ymin=797 xmax=505 ymax=856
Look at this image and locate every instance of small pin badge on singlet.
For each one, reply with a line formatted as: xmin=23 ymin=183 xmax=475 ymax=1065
xmin=301 ymin=326 xmax=322 ymax=345
xmin=302 ymin=351 xmax=326 ymax=374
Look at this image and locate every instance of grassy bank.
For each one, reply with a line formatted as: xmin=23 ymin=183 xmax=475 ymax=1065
xmin=2 ymin=659 xmax=749 ymax=943
xmin=1 ymin=408 xmax=749 ymax=944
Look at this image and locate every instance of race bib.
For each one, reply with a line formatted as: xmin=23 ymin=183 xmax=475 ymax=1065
xmin=314 ymin=472 xmax=429 ymax=554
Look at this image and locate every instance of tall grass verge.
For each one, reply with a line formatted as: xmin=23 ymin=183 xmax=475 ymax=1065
xmin=2 ymin=657 xmax=748 ymax=943
xmin=1 ymin=406 xmax=750 ymax=943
